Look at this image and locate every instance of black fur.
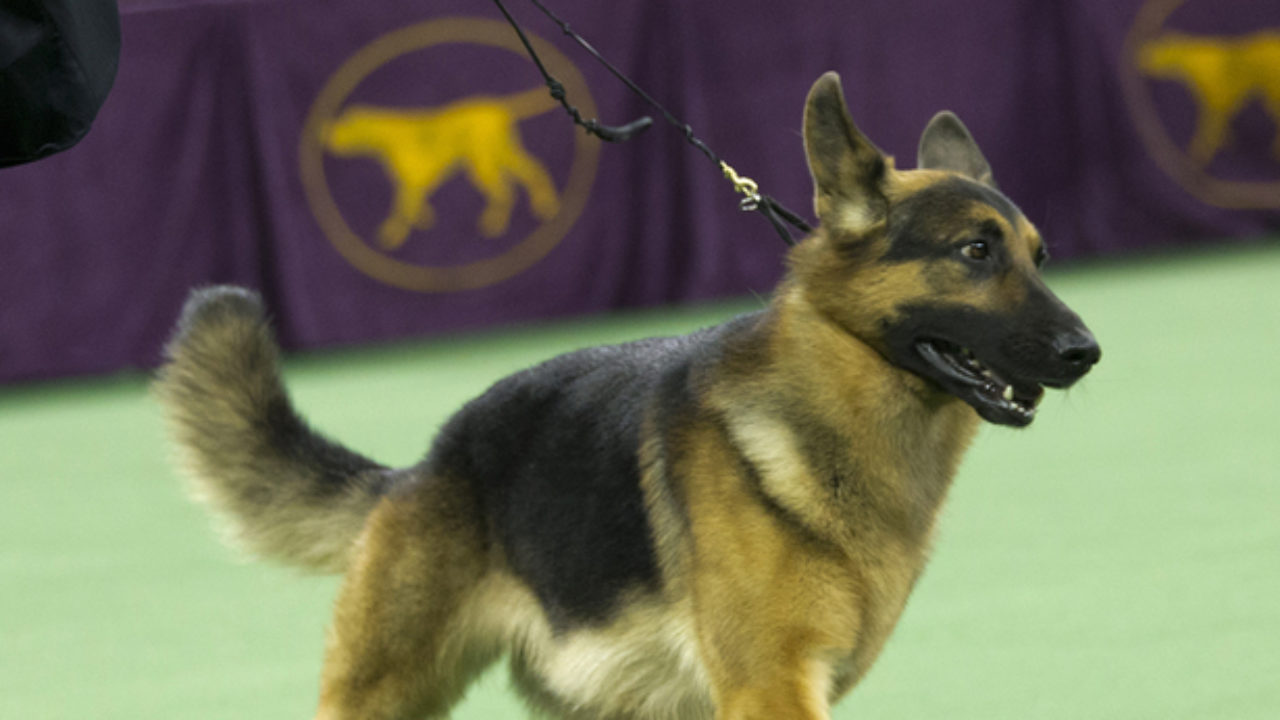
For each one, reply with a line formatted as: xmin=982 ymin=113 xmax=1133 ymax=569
xmin=260 ymin=395 xmax=390 ymax=496
xmin=430 ymin=345 xmax=663 ymax=627
xmin=882 ymin=178 xmax=1022 ymax=264
xmin=428 ymin=316 xmax=762 ymax=628
xmin=882 ymin=290 xmax=1094 ymax=392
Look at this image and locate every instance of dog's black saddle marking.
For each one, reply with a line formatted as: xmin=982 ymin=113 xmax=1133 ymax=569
xmin=430 ymin=335 xmax=697 ymax=627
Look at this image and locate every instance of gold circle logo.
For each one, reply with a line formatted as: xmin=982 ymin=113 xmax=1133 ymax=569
xmin=300 ymin=18 xmax=600 ymax=292
xmin=1121 ymin=0 xmax=1280 ymax=208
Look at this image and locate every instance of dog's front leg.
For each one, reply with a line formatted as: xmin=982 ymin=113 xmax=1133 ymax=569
xmin=709 ymin=659 xmax=836 ymax=720
xmin=684 ymin=468 xmax=854 ymax=720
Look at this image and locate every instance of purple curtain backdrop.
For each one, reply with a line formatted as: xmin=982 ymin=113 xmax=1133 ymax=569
xmin=1 ymin=0 xmax=1276 ymax=383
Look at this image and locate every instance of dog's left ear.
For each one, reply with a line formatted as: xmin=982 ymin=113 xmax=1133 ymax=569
xmin=917 ymin=111 xmax=996 ymax=187
xmin=803 ymin=72 xmax=888 ymax=233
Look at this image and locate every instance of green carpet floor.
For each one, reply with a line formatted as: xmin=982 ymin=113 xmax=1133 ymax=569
xmin=2 ymin=242 xmax=1277 ymax=719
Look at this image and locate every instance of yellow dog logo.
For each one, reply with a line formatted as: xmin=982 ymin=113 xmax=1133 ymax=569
xmin=300 ymin=17 xmax=600 ymax=292
xmin=1139 ymin=30 xmax=1280 ymax=165
xmin=1122 ymin=0 xmax=1280 ymax=209
xmin=324 ymin=87 xmax=561 ymax=249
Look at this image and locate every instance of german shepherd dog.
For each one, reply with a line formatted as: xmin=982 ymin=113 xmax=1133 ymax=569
xmin=156 ymin=72 xmax=1099 ymax=720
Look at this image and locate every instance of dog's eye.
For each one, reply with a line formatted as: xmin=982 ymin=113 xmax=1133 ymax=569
xmin=1034 ymin=246 xmax=1050 ymax=268
xmin=960 ymin=240 xmax=990 ymax=261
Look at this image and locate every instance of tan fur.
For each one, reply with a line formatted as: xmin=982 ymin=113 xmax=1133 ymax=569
xmin=700 ymin=281 xmax=979 ymax=703
xmin=884 ymin=166 xmax=951 ymax=199
xmin=316 ymin=486 xmax=494 ymax=719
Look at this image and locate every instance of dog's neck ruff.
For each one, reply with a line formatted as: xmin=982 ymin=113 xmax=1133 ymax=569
xmin=705 ymin=292 xmax=980 ymax=547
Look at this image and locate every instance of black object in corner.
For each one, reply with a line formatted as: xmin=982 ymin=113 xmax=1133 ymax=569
xmin=0 ymin=0 xmax=121 ymax=168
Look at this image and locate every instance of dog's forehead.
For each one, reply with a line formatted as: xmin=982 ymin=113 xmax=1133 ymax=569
xmin=875 ymin=173 xmax=1041 ymax=264
xmin=889 ymin=176 xmax=1022 ymax=232
xmin=883 ymin=174 xmax=1037 ymax=252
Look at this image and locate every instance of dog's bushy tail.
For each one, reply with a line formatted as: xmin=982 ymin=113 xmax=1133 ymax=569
xmin=154 ymin=286 xmax=392 ymax=573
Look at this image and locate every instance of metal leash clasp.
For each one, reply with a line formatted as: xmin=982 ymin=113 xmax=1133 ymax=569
xmin=720 ymin=162 xmax=762 ymax=211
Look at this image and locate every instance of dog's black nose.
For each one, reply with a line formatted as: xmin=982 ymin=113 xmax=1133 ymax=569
xmin=1053 ymin=328 xmax=1101 ymax=373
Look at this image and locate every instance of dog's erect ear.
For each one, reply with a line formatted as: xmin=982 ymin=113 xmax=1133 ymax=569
xmin=803 ymin=72 xmax=888 ymax=232
xmin=917 ymin=111 xmax=996 ymax=187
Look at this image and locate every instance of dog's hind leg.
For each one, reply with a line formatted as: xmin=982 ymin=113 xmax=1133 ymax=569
xmin=315 ymin=476 xmax=495 ymax=720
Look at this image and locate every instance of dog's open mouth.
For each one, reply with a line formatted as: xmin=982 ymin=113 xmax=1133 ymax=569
xmin=915 ymin=339 xmax=1044 ymax=427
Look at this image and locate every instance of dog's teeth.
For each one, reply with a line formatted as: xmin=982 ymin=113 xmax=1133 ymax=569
xmin=1002 ymin=385 xmax=1014 ymax=402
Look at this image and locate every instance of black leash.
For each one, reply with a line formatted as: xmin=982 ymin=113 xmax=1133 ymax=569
xmin=491 ymin=0 xmax=813 ymax=247
xmin=490 ymin=0 xmax=653 ymax=143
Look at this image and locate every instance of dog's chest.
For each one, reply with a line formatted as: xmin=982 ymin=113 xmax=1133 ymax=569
xmin=832 ymin=537 xmax=932 ymax=696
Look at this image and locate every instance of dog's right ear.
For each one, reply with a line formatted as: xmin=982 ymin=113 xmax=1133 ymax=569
xmin=803 ymin=72 xmax=888 ymax=233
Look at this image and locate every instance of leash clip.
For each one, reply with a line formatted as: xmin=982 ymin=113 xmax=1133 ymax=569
xmin=722 ymin=161 xmax=766 ymax=212
xmin=720 ymin=161 xmax=759 ymax=200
